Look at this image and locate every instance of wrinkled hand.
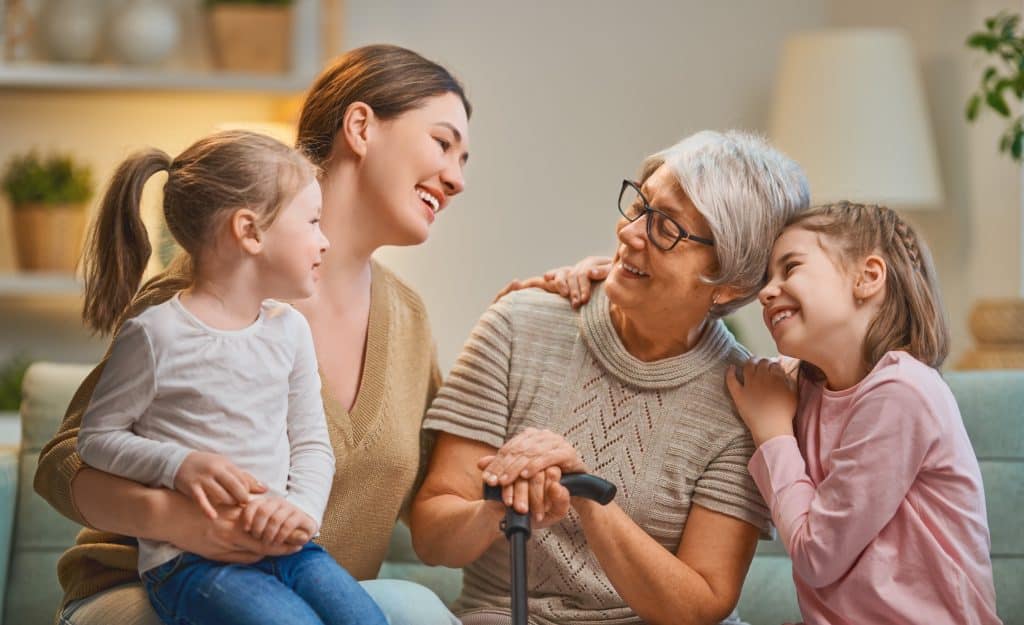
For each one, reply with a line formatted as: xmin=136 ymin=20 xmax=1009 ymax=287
xmin=492 ymin=255 xmax=613 ymax=308
xmin=726 ymin=358 xmax=798 ymax=447
xmin=241 ymin=495 xmax=318 ymax=545
xmin=485 ymin=467 xmax=572 ymax=528
xmin=542 ymin=255 xmax=613 ymax=308
xmin=169 ymin=495 xmax=301 ymax=564
xmin=478 ymin=427 xmax=589 ymax=487
xmin=175 ymin=451 xmax=266 ymax=519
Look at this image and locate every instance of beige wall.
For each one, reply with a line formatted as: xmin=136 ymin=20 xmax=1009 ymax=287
xmin=350 ymin=0 xmax=828 ymax=369
xmin=1 ymin=0 xmax=1017 ymax=372
xmin=827 ymin=0 xmax=1022 ymax=367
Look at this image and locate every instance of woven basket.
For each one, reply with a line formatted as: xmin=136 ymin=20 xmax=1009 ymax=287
xmin=968 ymin=298 xmax=1024 ymax=344
xmin=11 ymin=203 xmax=87 ymax=272
xmin=208 ymin=5 xmax=292 ymax=74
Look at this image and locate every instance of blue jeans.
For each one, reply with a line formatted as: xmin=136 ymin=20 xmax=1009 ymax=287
xmin=141 ymin=543 xmax=388 ymax=625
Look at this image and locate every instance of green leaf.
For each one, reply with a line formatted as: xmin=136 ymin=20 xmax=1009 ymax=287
xmin=1012 ymin=131 xmax=1023 ymax=160
xmin=1003 ymin=14 xmax=1020 ymax=38
xmin=987 ymin=90 xmax=1012 ymax=116
xmin=986 ymin=17 xmax=997 ymax=31
xmin=968 ymin=33 xmax=1000 ymax=51
xmin=983 ymin=66 xmax=999 ymax=86
xmin=967 ymin=93 xmax=982 ymax=121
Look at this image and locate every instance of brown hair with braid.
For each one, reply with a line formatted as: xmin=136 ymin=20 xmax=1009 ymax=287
xmin=786 ymin=201 xmax=950 ymax=379
xmin=81 ymin=130 xmax=317 ymax=336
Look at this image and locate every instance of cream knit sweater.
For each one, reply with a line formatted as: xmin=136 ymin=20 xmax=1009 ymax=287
xmin=424 ymin=286 xmax=769 ymax=625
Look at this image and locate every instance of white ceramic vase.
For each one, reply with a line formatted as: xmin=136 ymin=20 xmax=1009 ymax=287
xmin=41 ymin=0 xmax=105 ymax=63
xmin=108 ymin=0 xmax=181 ymax=65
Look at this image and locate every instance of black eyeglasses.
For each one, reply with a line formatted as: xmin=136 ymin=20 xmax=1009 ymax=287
xmin=617 ymin=179 xmax=714 ymax=250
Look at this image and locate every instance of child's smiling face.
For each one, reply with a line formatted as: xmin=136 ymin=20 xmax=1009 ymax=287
xmin=758 ymin=225 xmax=862 ymax=366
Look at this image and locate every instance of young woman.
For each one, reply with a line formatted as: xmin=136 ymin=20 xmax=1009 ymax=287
xmin=36 ymin=45 xmax=471 ymax=625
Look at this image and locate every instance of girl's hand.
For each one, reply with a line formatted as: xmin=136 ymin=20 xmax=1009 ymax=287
xmin=492 ymin=255 xmax=613 ymax=307
xmin=726 ymin=358 xmax=798 ymax=447
xmin=175 ymin=451 xmax=266 ymax=519
xmin=241 ymin=495 xmax=318 ymax=545
xmin=478 ymin=427 xmax=588 ymax=486
xmin=167 ymin=493 xmax=300 ymax=564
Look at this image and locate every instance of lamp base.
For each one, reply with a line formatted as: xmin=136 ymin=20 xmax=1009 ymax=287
xmin=957 ymin=298 xmax=1024 ymax=369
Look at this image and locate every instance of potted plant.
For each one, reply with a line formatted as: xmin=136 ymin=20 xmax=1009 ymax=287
xmin=961 ymin=12 xmax=1024 ymax=368
xmin=0 ymin=356 xmax=29 ymax=419
xmin=1 ymin=151 xmax=93 ymax=273
xmin=206 ymin=0 xmax=294 ymax=74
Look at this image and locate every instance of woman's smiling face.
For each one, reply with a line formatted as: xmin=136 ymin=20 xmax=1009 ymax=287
xmin=603 ymin=164 xmax=720 ymax=320
xmin=360 ymin=92 xmax=470 ymax=246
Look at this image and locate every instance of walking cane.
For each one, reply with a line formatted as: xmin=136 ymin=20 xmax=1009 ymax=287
xmin=483 ymin=473 xmax=617 ymax=625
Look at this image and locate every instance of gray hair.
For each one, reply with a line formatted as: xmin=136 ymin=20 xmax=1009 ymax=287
xmin=638 ymin=130 xmax=809 ymax=317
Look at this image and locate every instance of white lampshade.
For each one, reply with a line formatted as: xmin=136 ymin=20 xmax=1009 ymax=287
xmin=770 ymin=29 xmax=943 ymax=210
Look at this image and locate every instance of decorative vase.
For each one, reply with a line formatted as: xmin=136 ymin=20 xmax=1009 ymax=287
xmin=957 ymin=298 xmax=1024 ymax=369
xmin=108 ymin=0 xmax=181 ymax=65
xmin=40 ymin=0 xmax=105 ymax=63
xmin=208 ymin=4 xmax=292 ymax=74
xmin=11 ymin=203 xmax=87 ymax=273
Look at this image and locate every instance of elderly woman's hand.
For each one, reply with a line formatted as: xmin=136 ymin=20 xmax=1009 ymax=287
xmin=726 ymin=358 xmax=798 ymax=447
xmin=478 ymin=427 xmax=589 ymax=486
xmin=492 ymin=256 xmax=613 ymax=307
xmin=487 ymin=467 xmax=573 ymax=527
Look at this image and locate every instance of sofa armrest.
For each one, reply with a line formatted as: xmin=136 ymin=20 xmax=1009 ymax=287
xmin=0 ymin=443 xmax=20 ymax=624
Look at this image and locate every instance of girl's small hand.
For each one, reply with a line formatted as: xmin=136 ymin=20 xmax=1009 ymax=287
xmin=477 ymin=427 xmax=588 ymax=487
xmin=175 ymin=451 xmax=267 ymax=519
xmin=167 ymin=493 xmax=300 ymax=563
xmin=726 ymin=358 xmax=798 ymax=447
xmin=241 ymin=495 xmax=318 ymax=545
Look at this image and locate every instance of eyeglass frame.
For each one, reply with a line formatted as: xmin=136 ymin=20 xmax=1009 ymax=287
xmin=617 ymin=179 xmax=715 ymax=250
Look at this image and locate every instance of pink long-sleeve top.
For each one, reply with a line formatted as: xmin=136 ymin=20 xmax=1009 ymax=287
xmin=748 ymin=351 xmax=1000 ymax=625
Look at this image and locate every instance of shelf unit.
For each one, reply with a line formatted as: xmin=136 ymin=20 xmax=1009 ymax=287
xmin=0 ymin=273 xmax=81 ymax=298
xmin=0 ymin=63 xmax=314 ymax=93
xmin=0 ymin=0 xmax=323 ymax=93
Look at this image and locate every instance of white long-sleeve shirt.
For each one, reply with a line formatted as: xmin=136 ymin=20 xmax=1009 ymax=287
xmin=78 ymin=294 xmax=335 ymax=572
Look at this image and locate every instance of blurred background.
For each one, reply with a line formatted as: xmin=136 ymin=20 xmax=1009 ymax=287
xmin=0 ymin=0 xmax=1020 ymax=377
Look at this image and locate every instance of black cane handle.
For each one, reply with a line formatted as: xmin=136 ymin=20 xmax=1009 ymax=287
xmin=559 ymin=473 xmax=616 ymax=504
xmin=483 ymin=473 xmax=616 ymax=505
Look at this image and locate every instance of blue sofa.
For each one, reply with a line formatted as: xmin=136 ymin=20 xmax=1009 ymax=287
xmin=0 ymin=363 xmax=1020 ymax=625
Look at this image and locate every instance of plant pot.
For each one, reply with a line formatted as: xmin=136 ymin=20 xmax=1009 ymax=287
xmin=11 ymin=203 xmax=87 ymax=272
xmin=208 ymin=5 xmax=293 ymax=74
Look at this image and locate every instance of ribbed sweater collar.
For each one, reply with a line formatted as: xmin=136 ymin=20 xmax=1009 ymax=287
xmin=579 ymin=285 xmax=733 ymax=390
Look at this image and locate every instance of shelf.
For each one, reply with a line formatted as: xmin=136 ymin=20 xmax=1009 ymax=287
xmin=0 ymin=0 xmax=324 ymax=93
xmin=0 ymin=62 xmax=314 ymax=93
xmin=0 ymin=273 xmax=82 ymax=297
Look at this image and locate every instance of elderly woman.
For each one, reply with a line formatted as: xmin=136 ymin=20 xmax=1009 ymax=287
xmin=410 ymin=130 xmax=809 ymax=625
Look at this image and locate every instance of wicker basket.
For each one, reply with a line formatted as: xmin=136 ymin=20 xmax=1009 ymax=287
xmin=11 ymin=203 xmax=86 ymax=272
xmin=208 ymin=5 xmax=292 ymax=74
xmin=968 ymin=298 xmax=1024 ymax=344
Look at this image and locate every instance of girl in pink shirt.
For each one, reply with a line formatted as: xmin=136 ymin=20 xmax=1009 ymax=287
xmin=726 ymin=201 xmax=1000 ymax=625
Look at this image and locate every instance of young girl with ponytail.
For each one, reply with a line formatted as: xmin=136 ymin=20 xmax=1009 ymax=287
xmin=76 ymin=129 xmax=387 ymax=625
